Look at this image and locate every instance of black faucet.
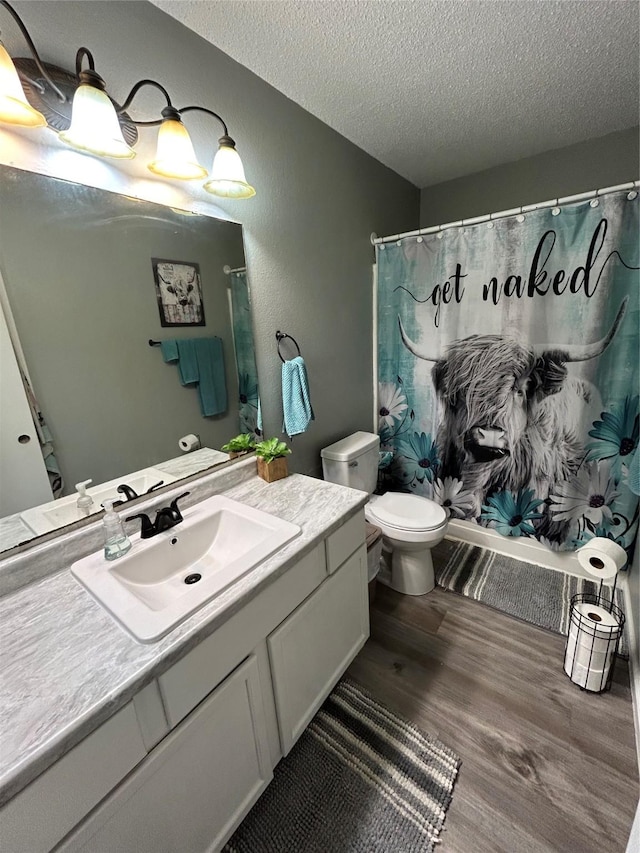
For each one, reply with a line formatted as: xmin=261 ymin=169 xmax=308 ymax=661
xmin=114 ymin=480 xmax=166 ymax=507
xmin=117 ymin=483 xmax=139 ymax=502
xmin=126 ymin=492 xmax=190 ymax=539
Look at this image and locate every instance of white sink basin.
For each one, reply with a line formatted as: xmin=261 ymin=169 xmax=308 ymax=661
xmin=71 ymin=495 xmax=301 ymax=643
xmin=21 ymin=467 xmax=177 ymax=534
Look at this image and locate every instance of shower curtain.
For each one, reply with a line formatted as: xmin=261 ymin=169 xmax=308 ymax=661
xmin=377 ymin=190 xmax=639 ymax=553
xmin=229 ymin=270 xmax=261 ymax=438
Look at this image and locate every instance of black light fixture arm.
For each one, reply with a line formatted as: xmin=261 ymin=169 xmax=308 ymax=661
xmin=178 ymin=105 xmax=229 ymax=138
xmin=118 ymin=77 xmax=174 ymax=125
xmin=116 ymin=88 xmax=231 ymax=136
xmin=0 ymin=0 xmax=65 ymax=102
xmin=74 ymin=46 xmax=95 ymax=75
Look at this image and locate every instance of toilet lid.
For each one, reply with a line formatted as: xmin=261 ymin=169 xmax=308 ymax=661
xmin=368 ymin=493 xmax=447 ymax=531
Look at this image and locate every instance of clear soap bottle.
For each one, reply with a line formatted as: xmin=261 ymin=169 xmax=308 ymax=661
xmin=102 ymin=499 xmax=132 ymax=561
xmin=76 ymin=479 xmax=94 ymax=517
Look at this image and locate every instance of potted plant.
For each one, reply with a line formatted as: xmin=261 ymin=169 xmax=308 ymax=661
xmin=221 ymin=433 xmax=256 ymax=459
xmin=254 ymin=437 xmax=291 ymax=483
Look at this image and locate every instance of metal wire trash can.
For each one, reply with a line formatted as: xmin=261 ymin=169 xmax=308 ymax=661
xmin=563 ymin=592 xmax=625 ymax=694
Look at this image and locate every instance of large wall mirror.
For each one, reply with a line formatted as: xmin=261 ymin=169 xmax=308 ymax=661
xmin=0 ymin=166 xmax=261 ymax=553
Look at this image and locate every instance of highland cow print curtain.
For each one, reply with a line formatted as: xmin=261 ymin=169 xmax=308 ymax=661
xmin=377 ymin=190 xmax=639 ymax=552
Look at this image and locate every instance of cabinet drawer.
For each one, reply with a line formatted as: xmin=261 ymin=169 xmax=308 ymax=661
xmin=268 ymin=544 xmax=369 ymax=754
xmin=58 ymin=655 xmax=272 ymax=853
xmin=0 ymin=703 xmax=146 ymax=853
xmin=325 ymin=510 xmax=365 ymax=574
xmin=158 ymin=543 xmax=326 ymax=727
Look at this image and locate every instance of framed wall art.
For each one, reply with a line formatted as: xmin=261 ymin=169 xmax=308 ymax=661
xmin=152 ymin=258 xmax=205 ymax=327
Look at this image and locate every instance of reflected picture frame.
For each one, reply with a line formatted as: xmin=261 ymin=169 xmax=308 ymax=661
xmin=152 ymin=258 xmax=205 ymax=327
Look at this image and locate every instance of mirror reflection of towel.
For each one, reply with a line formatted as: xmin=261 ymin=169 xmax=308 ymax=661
xmin=161 ymin=338 xmax=227 ymax=416
xmin=282 ymin=356 xmax=314 ymax=437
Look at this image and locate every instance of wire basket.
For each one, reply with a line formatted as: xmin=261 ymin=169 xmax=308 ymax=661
xmin=563 ymin=592 xmax=625 ymax=694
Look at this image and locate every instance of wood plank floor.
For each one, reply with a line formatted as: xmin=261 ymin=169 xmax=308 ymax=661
xmin=346 ymin=584 xmax=638 ymax=853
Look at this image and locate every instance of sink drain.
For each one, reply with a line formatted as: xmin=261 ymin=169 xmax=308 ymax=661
xmin=184 ymin=573 xmax=202 ymax=585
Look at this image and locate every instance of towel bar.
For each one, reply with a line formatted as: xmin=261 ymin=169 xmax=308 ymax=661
xmin=275 ymin=331 xmax=301 ymax=363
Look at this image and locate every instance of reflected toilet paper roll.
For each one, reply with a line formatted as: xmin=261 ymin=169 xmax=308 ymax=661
xmin=577 ymin=537 xmax=627 ymax=581
xmin=179 ymin=434 xmax=201 ymax=453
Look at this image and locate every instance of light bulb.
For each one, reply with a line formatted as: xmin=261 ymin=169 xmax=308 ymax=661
xmin=148 ymin=118 xmax=207 ymax=180
xmin=0 ymin=42 xmax=46 ymax=127
xmin=203 ymin=136 xmax=255 ymax=199
xmin=59 ymin=82 xmax=134 ymax=159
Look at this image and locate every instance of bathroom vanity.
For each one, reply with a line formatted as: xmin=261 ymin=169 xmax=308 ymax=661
xmin=0 ymin=459 xmax=368 ymax=852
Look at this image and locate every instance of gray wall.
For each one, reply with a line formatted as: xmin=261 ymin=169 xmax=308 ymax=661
xmin=6 ymin=1 xmax=419 ymax=478
xmin=420 ymin=127 xmax=639 ymax=225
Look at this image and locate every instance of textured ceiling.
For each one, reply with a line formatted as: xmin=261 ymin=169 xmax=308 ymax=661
xmin=151 ymin=0 xmax=639 ymax=188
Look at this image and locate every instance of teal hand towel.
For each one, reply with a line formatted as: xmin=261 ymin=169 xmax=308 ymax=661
xmin=282 ymin=356 xmax=314 ymax=437
xmin=194 ymin=338 xmax=227 ymax=417
xmin=161 ymin=337 xmax=227 ymax=416
xmin=160 ymin=339 xmax=198 ymax=385
xmin=160 ymin=339 xmax=178 ymax=363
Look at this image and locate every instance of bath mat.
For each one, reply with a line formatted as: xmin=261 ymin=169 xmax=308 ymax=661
xmin=432 ymin=539 xmax=628 ymax=656
xmin=224 ymin=678 xmax=460 ymax=853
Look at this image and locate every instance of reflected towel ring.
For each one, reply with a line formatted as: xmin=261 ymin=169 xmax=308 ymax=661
xmin=275 ymin=331 xmax=301 ymax=363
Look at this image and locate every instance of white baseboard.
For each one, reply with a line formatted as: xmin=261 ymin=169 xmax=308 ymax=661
xmin=447 ymin=519 xmax=593 ymax=578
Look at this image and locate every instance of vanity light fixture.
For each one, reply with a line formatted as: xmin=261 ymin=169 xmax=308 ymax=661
xmin=0 ymin=0 xmax=256 ymax=198
xmin=147 ymin=106 xmax=208 ymax=181
xmin=0 ymin=0 xmax=47 ymax=127
xmin=58 ymin=48 xmax=135 ymax=160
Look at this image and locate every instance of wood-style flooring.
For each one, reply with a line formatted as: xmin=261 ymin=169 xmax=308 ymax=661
xmin=346 ymin=584 xmax=638 ymax=853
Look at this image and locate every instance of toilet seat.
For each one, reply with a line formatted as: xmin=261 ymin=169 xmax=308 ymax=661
xmin=367 ymin=492 xmax=447 ymax=533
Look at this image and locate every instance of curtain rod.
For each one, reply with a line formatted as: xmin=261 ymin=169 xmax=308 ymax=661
xmin=223 ymin=265 xmax=247 ymax=275
xmin=371 ymin=179 xmax=640 ymax=246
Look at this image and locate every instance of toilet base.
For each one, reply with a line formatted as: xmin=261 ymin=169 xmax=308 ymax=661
xmin=378 ymin=545 xmax=435 ymax=596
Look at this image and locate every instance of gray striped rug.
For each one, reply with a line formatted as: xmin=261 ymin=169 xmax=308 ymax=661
xmin=224 ymin=678 xmax=460 ymax=853
xmin=432 ymin=539 xmax=628 ymax=656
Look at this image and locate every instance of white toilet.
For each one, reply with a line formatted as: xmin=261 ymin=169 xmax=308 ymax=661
xmin=321 ymin=431 xmax=448 ymax=596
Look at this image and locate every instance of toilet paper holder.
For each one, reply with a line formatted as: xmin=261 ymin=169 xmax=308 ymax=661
xmin=563 ymin=550 xmax=626 ymax=694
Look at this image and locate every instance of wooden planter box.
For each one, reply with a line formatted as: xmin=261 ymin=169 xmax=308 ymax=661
xmin=257 ymin=456 xmax=288 ymax=483
xmin=229 ymin=450 xmax=251 ymax=460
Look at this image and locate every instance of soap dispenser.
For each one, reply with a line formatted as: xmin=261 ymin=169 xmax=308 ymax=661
xmin=75 ymin=480 xmax=94 ymax=517
xmin=102 ymin=499 xmax=132 ymax=561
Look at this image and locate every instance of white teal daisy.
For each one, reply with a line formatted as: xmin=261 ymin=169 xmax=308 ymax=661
xmin=433 ymin=477 xmax=476 ymax=519
xmin=549 ymin=461 xmax=620 ymax=526
xmin=378 ymin=382 xmax=408 ymax=429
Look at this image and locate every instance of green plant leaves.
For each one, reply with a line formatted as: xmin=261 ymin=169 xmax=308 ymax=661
xmin=254 ymin=437 xmax=291 ymax=463
xmin=221 ymin=433 xmax=256 ymax=452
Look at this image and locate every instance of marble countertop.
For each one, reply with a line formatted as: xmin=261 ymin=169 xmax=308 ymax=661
xmin=0 ymin=471 xmax=367 ymax=807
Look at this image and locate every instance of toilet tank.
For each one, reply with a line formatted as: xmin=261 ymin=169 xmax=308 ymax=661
xmin=321 ymin=431 xmax=380 ymax=494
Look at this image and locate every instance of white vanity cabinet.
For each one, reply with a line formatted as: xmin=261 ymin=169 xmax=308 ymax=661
xmin=1 ymin=509 xmax=368 ymax=853
xmin=58 ymin=655 xmax=272 ymax=853
xmin=268 ymin=544 xmax=369 ymax=754
xmin=0 ymin=704 xmax=147 ymax=853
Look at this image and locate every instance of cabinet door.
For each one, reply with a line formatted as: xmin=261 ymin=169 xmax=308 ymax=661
xmin=268 ymin=545 xmax=369 ymax=755
xmin=59 ymin=655 xmax=272 ymax=853
xmin=0 ymin=703 xmax=146 ymax=853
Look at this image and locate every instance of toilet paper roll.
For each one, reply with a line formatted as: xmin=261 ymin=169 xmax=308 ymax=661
xmin=564 ymin=601 xmax=621 ymax=689
xmin=179 ymin=434 xmax=201 ymax=453
xmin=564 ymin=660 xmax=612 ymax=692
xmin=569 ymin=600 xmax=621 ymax=638
xmin=577 ymin=537 xmax=627 ymax=581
